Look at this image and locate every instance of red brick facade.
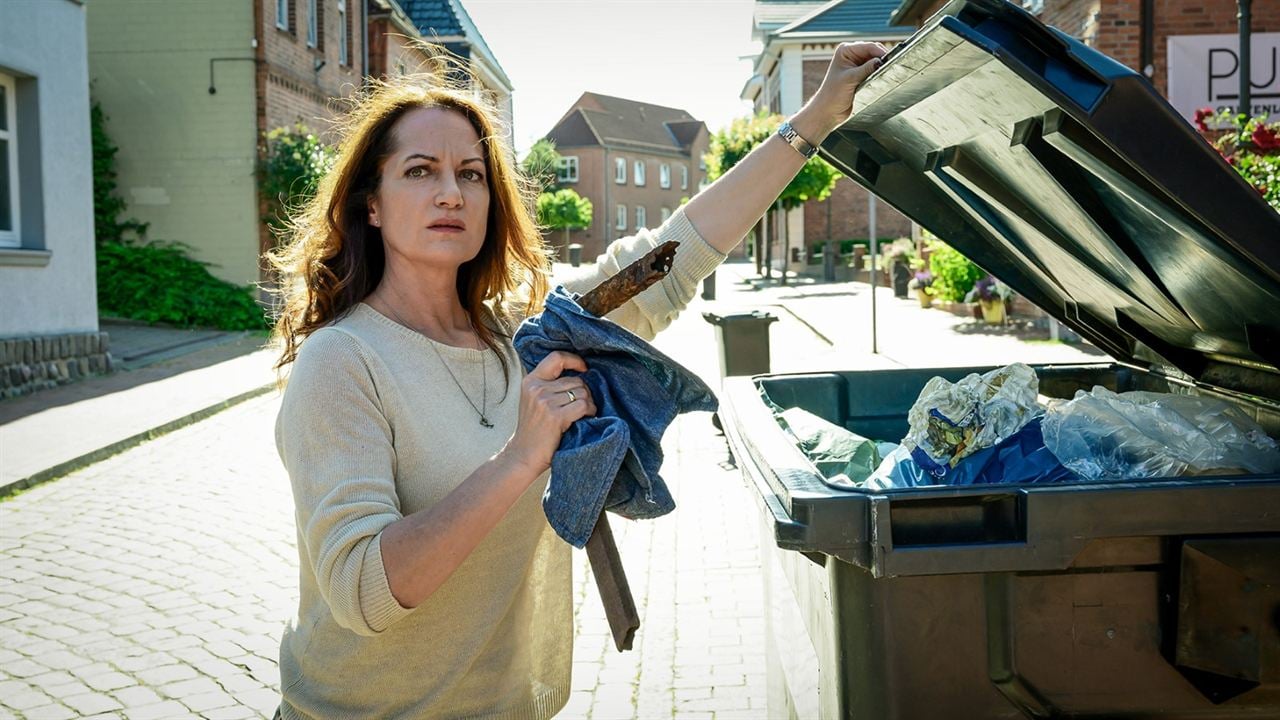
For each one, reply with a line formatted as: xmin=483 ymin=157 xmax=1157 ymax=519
xmin=802 ymin=57 xmax=913 ymax=249
xmin=557 ymin=144 xmax=710 ymax=261
xmin=256 ymin=0 xmax=367 ymax=277
xmin=900 ymin=0 xmax=1280 ymax=102
xmin=261 ymin=0 xmax=365 ymax=139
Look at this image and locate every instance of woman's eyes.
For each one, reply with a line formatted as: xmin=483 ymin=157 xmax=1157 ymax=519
xmin=404 ymin=165 xmax=484 ymax=182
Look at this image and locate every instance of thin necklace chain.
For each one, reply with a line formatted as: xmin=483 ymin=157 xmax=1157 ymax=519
xmin=378 ymin=295 xmax=493 ymax=429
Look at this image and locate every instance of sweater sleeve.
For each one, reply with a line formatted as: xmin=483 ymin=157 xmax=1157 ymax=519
xmin=276 ymin=328 xmax=415 ymax=637
xmin=559 ymin=207 xmax=726 ymax=341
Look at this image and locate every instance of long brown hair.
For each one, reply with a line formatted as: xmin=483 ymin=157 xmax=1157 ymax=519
xmin=266 ymin=54 xmax=551 ymax=380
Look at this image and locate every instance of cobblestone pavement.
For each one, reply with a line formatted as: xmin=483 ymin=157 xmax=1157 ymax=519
xmin=0 ymin=261 xmax=1103 ymax=719
xmin=0 ymin=284 xmax=792 ymax=719
xmin=0 ymin=396 xmax=294 ymax=720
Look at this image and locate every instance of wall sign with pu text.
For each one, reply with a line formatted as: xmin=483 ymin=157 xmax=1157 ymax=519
xmin=1168 ymin=33 xmax=1279 ymax=124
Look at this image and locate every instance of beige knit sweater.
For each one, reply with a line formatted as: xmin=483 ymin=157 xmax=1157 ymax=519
xmin=275 ymin=209 xmax=724 ymax=719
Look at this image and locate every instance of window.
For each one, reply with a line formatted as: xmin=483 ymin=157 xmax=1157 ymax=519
xmin=633 ymin=160 xmax=645 ymax=186
xmin=635 ymin=206 xmax=646 ymax=230
xmin=276 ymin=0 xmax=290 ymax=30
xmin=615 ymin=157 xmax=626 ymax=184
xmin=338 ymin=0 xmax=349 ymax=66
xmin=557 ymin=156 xmax=579 ymax=183
xmin=680 ymin=165 xmax=688 ymax=190
xmin=660 ymin=207 xmax=671 ymax=224
xmin=659 ymin=163 xmax=670 ymax=189
xmin=0 ymin=73 xmax=18 ymax=248
xmin=699 ymin=157 xmax=706 ymax=171
xmin=616 ymin=204 xmax=627 ymax=230
xmin=306 ymin=0 xmax=318 ymax=46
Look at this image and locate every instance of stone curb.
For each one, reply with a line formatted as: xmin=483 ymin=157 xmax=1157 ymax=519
xmin=0 ymin=382 xmax=276 ymax=500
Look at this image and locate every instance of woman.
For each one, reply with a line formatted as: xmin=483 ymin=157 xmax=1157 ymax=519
xmin=269 ymin=42 xmax=885 ymax=719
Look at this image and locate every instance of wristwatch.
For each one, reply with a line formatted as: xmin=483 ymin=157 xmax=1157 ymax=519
xmin=777 ymin=121 xmax=818 ymax=159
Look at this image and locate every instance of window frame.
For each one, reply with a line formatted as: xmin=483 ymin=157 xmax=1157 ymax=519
xmin=616 ymin=204 xmax=627 ymax=230
xmin=659 ymin=163 xmax=671 ymax=189
xmin=660 ymin=207 xmax=671 ymax=224
xmin=338 ymin=0 xmax=349 ymax=66
xmin=633 ymin=159 xmax=645 ymax=186
xmin=0 ymin=72 xmax=19 ymax=248
xmin=306 ymin=0 xmax=318 ymax=46
xmin=681 ymin=164 xmax=688 ymax=190
xmin=276 ymin=0 xmax=290 ymax=31
xmin=615 ymin=157 xmax=626 ymax=184
xmin=635 ymin=205 xmax=646 ymax=230
xmin=557 ymin=156 xmax=579 ymax=183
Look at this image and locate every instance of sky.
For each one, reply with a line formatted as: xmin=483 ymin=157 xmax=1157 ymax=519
xmin=460 ymin=0 xmax=762 ymax=157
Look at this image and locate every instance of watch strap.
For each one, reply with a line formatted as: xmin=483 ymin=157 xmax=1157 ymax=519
xmin=777 ymin=121 xmax=818 ymax=159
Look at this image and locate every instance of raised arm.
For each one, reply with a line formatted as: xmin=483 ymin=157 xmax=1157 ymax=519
xmin=683 ymin=42 xmax=886 ymax=255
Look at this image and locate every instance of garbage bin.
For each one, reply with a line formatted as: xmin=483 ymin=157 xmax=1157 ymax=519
xmin=568 ymin=243 xmax=583 ymax=268
xmin=701 ymin=270 xmax=716 ymax=301
xmin=891 ymin=259 xmax=911 ymax=298
xmin=720 ymin=0 xmax=1280 ymax=717
xmin=701 ymin=311 xmax=776 ymax=378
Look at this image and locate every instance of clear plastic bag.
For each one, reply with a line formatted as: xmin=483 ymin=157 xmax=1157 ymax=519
xmin=1041 ymin=387 xmax=1280 ymax=481
xmin=903 ymin=363 xmax=1042 ymax=479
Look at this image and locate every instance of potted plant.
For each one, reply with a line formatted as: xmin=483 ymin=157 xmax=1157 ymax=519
xmin=965 ymin=275 xmax=1012 ymax=324
xmin=908 ymin=270 xmax=934 ymax=308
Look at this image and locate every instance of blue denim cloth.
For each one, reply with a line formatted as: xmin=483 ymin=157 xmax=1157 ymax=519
xmin=512 ymin=286 xmax=719 ymax=547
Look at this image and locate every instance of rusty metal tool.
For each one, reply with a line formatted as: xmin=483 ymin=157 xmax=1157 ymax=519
xmin=573 ymin=240 xmax=679 ymax=652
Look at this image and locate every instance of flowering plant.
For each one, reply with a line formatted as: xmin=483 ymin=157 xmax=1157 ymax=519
xmin=965 ymin=275 xmax=1012 ymax=303
xmin=1196 ymin=109 xmax=1280 ymax=213
xmin=908 ymin=270 xmax=934 ymax=293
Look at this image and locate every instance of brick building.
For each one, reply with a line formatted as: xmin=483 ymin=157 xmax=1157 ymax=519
xmin=369 ymin=0 xmax=515 ymax=140
xmin=87 ymin=0 xmax=368 ymax=291
xmin=891 ymin=0 xmax=1280 ymax=123
xmin=543 ymin=93 xmax=710 ymax=261
xmin=743 ymin=0 xmax=917 ymax=277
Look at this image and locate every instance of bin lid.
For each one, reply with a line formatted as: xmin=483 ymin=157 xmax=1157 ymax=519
xmin=821 ymin=0 xmax=1280 ymax=386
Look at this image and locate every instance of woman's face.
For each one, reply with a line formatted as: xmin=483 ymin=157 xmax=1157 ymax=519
xmin=368 ymin=106 xmax=491 ymax=273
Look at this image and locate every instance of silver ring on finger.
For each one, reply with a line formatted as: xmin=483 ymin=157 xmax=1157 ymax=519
xmin=564 ymin=389 xmax=576 ymax=404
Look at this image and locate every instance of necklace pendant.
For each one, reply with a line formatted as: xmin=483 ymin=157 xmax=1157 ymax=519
xmin=480 ymin=416 xmax=494 ymax=428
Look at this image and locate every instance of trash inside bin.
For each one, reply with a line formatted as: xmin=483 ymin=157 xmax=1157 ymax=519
xmin=702 ymin=310 xmax=777 ymax=378
xmin=722 ymin=0 xmax=1280 ymax=717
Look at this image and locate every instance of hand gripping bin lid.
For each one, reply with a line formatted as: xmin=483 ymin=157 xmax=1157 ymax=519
xmin=719 ymin=0 xmax=1280 ymax=717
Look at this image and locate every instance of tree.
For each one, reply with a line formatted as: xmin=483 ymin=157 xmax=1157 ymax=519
xmin=536 ymin=188 xmax=593 ymax=251
xmin=704 ymin=112 xmax=840 ymax=280
xmin=705 ymin=111 xmax=840 ymax=209
xmin=522 ymin=138 xmax=563 ymax=193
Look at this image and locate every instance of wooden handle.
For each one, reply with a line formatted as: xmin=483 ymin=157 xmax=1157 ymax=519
xmin=574 ymin=240 xmax=679 ymax=652
xmin=584 ymin=511 xmax=639 ymax=651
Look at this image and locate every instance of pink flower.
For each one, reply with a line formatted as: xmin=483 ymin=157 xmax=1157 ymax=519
xmin=1251 ymin=124 xmax=1280 ymax=152
xmin=1194 ymin=107 xmax=1213 ymax=132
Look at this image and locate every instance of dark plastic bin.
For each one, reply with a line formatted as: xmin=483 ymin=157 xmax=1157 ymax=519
xmin=722 ymin=365 xmax=1280 ymax=718
xmin=702 ymin=311 xmax=777 ymax=378
xmin=722 ymin=0 xmax=1280 ymax=716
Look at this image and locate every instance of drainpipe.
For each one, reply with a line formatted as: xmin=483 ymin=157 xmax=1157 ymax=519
xmin=1140 ymin=0 xmax=1154 ymax=79
xmin=362 ymin=0 xmax=369 ymax=81
xmin=1239 ymin=0 xmax=1253 ymax=116
xmin=603 ymin=148 xmax=611 ymax=248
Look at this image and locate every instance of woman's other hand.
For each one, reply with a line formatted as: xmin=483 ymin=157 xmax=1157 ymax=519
xmin=792 ymin=42 xmax=889 ymax=144
xmin=503 ymin=351 xmax=597 ymax=475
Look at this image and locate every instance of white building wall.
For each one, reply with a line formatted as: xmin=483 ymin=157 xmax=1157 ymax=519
xmin=0 ymin=0 xmax=99 ymax=337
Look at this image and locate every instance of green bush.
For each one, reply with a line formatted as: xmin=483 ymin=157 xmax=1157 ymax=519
xmin=927 ymin=241 xmax=986 ymax=302
xmin=259 ymin=123 xmax=335 ymax=231
xmin=96 ymin=241 xmax=268 ymax=330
